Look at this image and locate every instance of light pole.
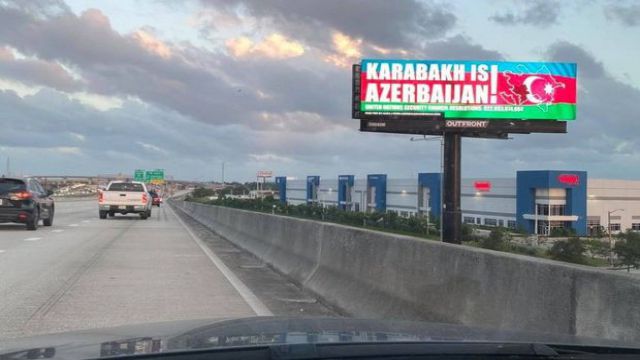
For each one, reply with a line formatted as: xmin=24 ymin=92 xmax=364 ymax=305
xmin=410 ymin=135 xmax=444 ymax=241
xmin=608 ymin=208 xmax=624 ymax=267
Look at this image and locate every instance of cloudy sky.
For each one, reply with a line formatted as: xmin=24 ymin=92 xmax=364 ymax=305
xmin=0 ymin=0 xmax=639 ymax=181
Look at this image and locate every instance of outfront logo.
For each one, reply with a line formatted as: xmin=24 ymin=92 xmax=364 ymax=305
xmin=445 ymin=120 xmax=489 ymax=128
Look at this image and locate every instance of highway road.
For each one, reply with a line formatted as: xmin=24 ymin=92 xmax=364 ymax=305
xmin=0 ymin=199 xmax=262 ymax=339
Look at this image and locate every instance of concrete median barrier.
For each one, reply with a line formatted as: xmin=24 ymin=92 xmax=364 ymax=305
xmin=172 ymin=200 xmax=640 ymax=343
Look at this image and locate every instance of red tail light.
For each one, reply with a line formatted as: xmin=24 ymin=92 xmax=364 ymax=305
xmin=142 ymin=193 xmax=148 ymax=204
xmin=10 ymin=191 xmax=32 ymax=200
xmin=98 ymin=191 xmax=104 ymax=203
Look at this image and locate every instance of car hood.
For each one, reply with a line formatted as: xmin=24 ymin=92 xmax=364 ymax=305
xmin=0 ymin=317 xmax=638 ymax=360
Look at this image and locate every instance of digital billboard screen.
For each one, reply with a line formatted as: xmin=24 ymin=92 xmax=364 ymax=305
xmin=356 ymin=59 xmax=577 ymax=121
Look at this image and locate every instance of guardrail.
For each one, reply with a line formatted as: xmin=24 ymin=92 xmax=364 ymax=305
xmin=171 ymin=200 xmax=640 ymax=343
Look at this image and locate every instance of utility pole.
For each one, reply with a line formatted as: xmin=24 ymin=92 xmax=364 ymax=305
xmin=5 ymin=156 xmax=10 ymax=176
xmin=442 ymin=132 xmax=462 ymax=244
xmin=221 ymin=162 xmax=225 ymax=185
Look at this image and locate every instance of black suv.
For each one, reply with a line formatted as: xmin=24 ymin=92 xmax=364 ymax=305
xmin=0 ymin=177 xmax=55 ymax=230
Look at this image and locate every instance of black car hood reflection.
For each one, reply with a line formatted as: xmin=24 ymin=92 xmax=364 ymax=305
xmin=0 ymin=317 xmax=637 ymax=360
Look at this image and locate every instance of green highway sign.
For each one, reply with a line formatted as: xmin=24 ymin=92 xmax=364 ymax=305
xmin=145 ymin=169 xmax=165 ymax=182
xmin=133 ymin=169 xmax=165 ymax=183
xmin=134 ymin=169 xmax=145 ymax=182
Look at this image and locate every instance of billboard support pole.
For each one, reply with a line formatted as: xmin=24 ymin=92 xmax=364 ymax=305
xmin=442 ymin=132 xmax=462 ymax=244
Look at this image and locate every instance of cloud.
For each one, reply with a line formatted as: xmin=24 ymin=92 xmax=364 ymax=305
xmin=256 ymin=111 xmax=336 ymax=132
xmin=490 ymin=0 xmax=561 ymax=26
xmin=225 ymin=36 xmax=253 ymax=57
xmin=604 ymin=3 xmax=640 ymax=26
xmin=0 ymin=6 xmax=264 ymax=126
xmin=0 ymin=46 xmax=82 ymax=91
xmin=199 ymin=0 xmax=456 ymax=50
xmin=249 ymin=153 xmax=294 ymax=163
xmin=136 ymin=141 xmax=168 ymax=154
xmin=546 ymin=41 xmax=604 ymax=78
xmin=0 ymin=7 xmax=150 ymax=66
xmin=423 ymin=35 xmax=505 ymax=60
xmin=5 ymin=0 xmax=640 ymax=182
xmin=480 ymin=40 xmax=640 ymax=179
xmin=0 ymin=87 xmax=244 ymax=176
xmin=69 ymin=132 xmax=85 ymax=141
xmin=226 ymin=33 xmax=304 ymax=59
xmin=54 ymin=146 xmax=82 ymax=155
xmin=68 ymin=92 xmax=123 ymax=111
xmin=1 ymin=0 xmax=70 ymax=18
xmin=0 ymin=46 xmax=10 ymax=60
xmin=131 ymin=29 xmax=172 ymax=59
xmin=189 ymin=7 xmax=244 ymax=30
xmin=0 ymin=5 xmax=346 ymax=131
xmin=369 ymin=44 xmax=409 ymax=56
xmin=324 ymin=31 xmax=362 ymax=68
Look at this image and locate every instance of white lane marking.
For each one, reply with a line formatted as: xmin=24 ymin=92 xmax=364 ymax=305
xmin=81 ymin=220 xmax=90 ymax=223
xmin=0 ymin=250 xmax=5 ymax=254
xmin=166 ymin=204 xmax=272 ymax=316
xmin=24 ymin=237 xmax=42 ymax=241
xmin=68 ymin=224 xmax=79 ymax=227
xmin=51 ymin=229 xmax=64 ymax=233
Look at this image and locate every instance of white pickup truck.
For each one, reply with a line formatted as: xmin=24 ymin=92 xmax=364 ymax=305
xmin=98 ymin=181 xmax=153 ymax=219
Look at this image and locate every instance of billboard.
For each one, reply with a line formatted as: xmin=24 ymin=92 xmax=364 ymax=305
xmin=357 ymin=59 xmax=577 ymax=120
xmin=257 ymin=170 xmax=273 ymax=178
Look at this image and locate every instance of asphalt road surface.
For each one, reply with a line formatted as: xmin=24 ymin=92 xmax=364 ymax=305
xmin=0 ymin=199 xmax=261 ymax=339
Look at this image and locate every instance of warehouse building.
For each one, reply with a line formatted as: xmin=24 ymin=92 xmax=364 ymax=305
xmin=276 ymin=170 xmax=640 ymax=236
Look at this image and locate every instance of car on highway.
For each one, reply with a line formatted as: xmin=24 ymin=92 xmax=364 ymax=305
xmin=149 ymin=190 xmax=161 ymax=207
xmin=0 ymin=177 xmax=54 ymax=230
xmin=98 ymin=181 xmax=152 ymax=219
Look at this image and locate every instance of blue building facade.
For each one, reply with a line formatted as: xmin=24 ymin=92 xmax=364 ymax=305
xmin=367 ymin=174 xmax=387 ymax=212
xmin=275 ymin=176 xmax=287 ymax=204
xmin=280 ymin=170 xmax=594 ymax=236
xmin=338 ymin=175 xmax=354 ymax=210
xmin=418 ymin=172 xmax=442 ymax=219
xmin=306 ymin=176 xmax=320 ymax=204
xmin=516 ymin=170 xmax=587 ymax=236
